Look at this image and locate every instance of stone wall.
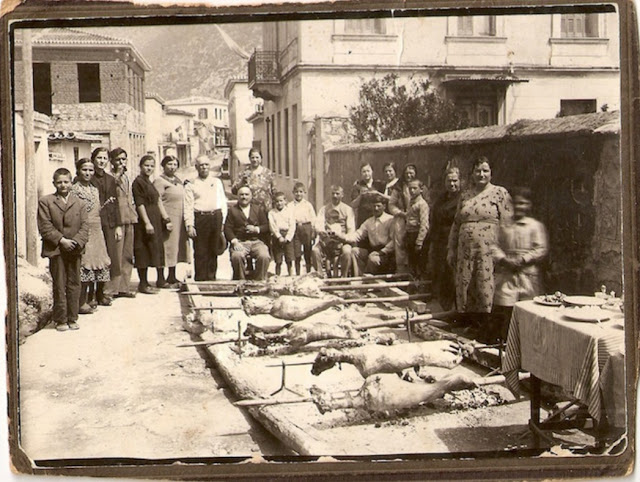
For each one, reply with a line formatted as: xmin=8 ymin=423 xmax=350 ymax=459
xmin=324 ymin=132 xmax=622 ymax=296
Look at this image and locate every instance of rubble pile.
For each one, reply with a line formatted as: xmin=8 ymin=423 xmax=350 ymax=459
xmin=17 ymin=257 xmax=53 ymax=343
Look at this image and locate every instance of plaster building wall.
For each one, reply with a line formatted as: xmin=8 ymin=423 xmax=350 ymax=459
xmin=13 ymin=111 xmax=51 ymax=259
xmin=145 ymin=96 xmax=165 ymax=162
xmin=225 ymin=80 xmax=261 ymax=169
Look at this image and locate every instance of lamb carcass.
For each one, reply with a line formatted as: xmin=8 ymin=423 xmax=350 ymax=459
xmin=311 ymin=340 xmax=467 ymax=378
xmin=234 ymin=272 xmax=325 ymax=298
xmin=242 ymin=295 xmax=342 ymax=321
xmin=310 ymin=372 xmax=477 ymax=414
xmin=244 ymin=318 xmax=361 ymax=349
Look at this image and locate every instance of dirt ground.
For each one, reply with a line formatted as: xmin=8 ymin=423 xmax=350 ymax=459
xmin=17 ymin=256 xmax=287 ymax=461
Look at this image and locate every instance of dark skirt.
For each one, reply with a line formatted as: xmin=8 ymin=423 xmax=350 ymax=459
xmin=134 ymin=204 xmax=165 ymax=269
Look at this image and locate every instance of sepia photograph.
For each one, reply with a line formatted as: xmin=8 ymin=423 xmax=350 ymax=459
xmin=2 ymin=0 xmax=638 ymax=479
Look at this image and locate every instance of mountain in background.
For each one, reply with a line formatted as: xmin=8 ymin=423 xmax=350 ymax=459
xmin=93 ymin=23 xmax=262 ymax=101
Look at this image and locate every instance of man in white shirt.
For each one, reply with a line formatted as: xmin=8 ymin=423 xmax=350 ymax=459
xmin=183 ymin=155 xmax=228 ymax=281
xmin=335 ymin=193 xmax=395 ymax=276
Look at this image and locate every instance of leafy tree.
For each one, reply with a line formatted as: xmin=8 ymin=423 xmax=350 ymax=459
xmin=348 ymin=74 xmax=470 ymax=142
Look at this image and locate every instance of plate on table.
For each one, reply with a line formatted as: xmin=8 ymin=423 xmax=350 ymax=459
xmin=563 ymin=295 xmax=606 ymax=307
xmin=563 ymin=307 xmax=611 ymax=323
xmin=533 ymin=295 xmax=562 ymax=306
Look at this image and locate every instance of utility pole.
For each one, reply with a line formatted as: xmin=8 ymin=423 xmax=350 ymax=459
xmin=22 ymin=29 xmax=38 ymax=266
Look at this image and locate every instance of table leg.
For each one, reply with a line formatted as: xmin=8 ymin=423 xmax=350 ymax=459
xmin=530 ymin=375 xmax=541 ymax=447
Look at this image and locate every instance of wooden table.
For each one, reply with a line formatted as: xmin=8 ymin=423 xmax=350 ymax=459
xmin=502 ymin=300 xmax=625 ymax=446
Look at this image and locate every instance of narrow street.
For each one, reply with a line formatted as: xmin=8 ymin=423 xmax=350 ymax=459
xmin=18 ymin=255 xmax=288 ymax=460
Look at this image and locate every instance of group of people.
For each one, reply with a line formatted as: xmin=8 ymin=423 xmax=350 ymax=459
xmin=37 ymin=147 xmax=191 ymax=331
xmin=38 ymin=144 xmax=547 ymax=343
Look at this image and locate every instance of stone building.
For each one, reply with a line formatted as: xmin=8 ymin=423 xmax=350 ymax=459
xmin=14 ymin=28 xmax=151 ymax=174
xmin=164 ymin=96 xmax=230 ymax=161
xmin=248 ymin=12 xmax=620 ymax=202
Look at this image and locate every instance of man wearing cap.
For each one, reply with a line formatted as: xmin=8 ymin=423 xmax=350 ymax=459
xmin=184 ymin=155 xmax=228 ymax=281
xmin=333 ymin=192 xmax=395 ymax=276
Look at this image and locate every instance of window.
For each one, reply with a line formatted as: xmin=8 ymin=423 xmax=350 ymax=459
xmin=561 ymin=13 xmax=599 ymax=38
xmin=560 ymin=99 xmax=597 ymax=116
xmin=291 ymin=104 xmax=298 ymax=179
xmin=73 ymin=147 xmax=79 ymax=162
xmin=276 ymin=111 xmax=282 ymax=175
xmin=456 ymin=16 xmax=496 ymax=36
xmin=77 ymin=63 xmax=101 ymax=103
xmin=344 ymin=18 xmax=386 ymax=34
xmin=33 ymin=63 xmax=52 ymax=116
xmin=284 ymin=108 xmax=290 ymax=177
xmin=198 ymin=108 xmax=208 ymax=120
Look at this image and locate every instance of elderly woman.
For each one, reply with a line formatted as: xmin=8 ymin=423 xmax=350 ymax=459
xmin=388 ymin=163 xmax=419 ymax=273
xmin=153 ymin=155 xmax=190 ymax=288
xmin=231 ymin=148 xmax=275 ymax=210
xmin=350 ymin=162 xmax=385 ymax=228
xmin=70 ymin=158 xmax=111 ymax=314
xmin=429 ymin=167 xmax=462 ymax=311
xmin=132 ymin=155 xmax=171 ymax=294
xmin=447 ymin=157 xmax=513 ymax=323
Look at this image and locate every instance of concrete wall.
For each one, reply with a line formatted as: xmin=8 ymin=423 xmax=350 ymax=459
xmin=227 ymin=82 xmax=260 ymax=169
xmin=14 ymin=111 xmax=51 ymax=260
xmin=145 ymin=97 xmax=165 ymax=161
xmin=324 ymin=132 xmax=622 ymax=295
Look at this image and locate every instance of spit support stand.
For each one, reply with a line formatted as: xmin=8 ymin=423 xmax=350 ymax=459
xmin=268 ymin=360 xmax=312 ymax=397
xmin=405 ymin=307 xmax=416 ymax=342
xmin=236 ymin=320 xmax=244 ymax=359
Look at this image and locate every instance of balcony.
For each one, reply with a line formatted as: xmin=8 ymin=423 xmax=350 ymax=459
xmin=248 ymin=50 xmax=282 ymax=100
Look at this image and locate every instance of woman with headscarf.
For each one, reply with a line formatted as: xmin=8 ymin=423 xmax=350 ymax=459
xmin=70 ymin=158 xmax=111 ymax=314
xmin=429 ymin=166 xmax=462 ymax=311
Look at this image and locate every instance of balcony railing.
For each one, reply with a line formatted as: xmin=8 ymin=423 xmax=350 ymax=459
xmin=249 ymin=50 xmax=281 ymax=85
xmin=248 ymin=50 xmax=283 ymax=100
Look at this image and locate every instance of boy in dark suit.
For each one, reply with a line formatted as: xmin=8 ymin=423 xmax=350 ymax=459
xmin=224 ymin=186 xmax=271 ymax=280
xmin=37 ymin=168 xmax=89 ymax=331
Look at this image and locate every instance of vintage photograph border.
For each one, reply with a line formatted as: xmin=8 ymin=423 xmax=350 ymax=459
xmin=1 ymin=0 xmax=638 ymax=479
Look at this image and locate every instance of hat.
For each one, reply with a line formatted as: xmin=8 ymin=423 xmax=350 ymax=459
xmin=215 ymin=231 xmax=228 ymax=256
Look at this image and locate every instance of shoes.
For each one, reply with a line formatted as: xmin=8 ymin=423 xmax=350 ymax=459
xmin=115 ymin=291 xmax=137 ymax=298
xmin=89 ymin=300 xmax=98 ymax=309
xmin=79 ymin=304 xmax=96 ymax=315
xmin=97 ymin=297 xmax=112 ymax=306
xmin=138 ymin=285 xmax=158 ymax=294
xmin=55 ymin=323 xmax=69 ymax=332
xmin=67 ymin=321 xmax=79 ymax=330
xmin=156 ymin=280 xmax=169 ymax=289
xmin=167 ymin=282 xmax=181 ymax=289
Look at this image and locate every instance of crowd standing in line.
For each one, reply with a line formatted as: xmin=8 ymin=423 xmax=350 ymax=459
xmin=39 ymin=148 xmax=547 ymax=340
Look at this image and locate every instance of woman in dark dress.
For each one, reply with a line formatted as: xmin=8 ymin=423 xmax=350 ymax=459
xmin=132 ymin=155 xmax=171 ymax=294
xmin=90 ymin=147 xmax=121 ymax=306
xmin=429 ymin=166 xmax=462 ymax=311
